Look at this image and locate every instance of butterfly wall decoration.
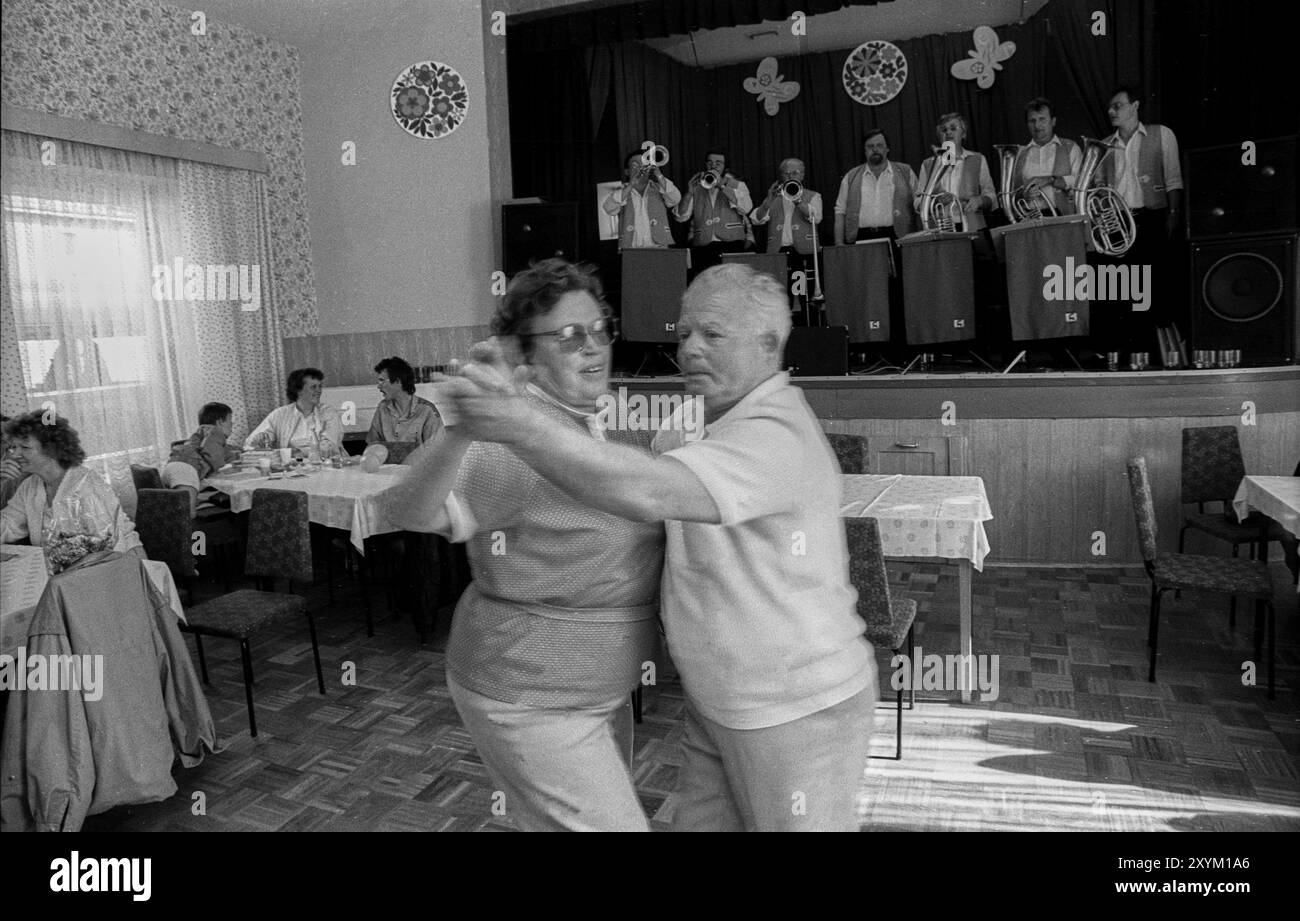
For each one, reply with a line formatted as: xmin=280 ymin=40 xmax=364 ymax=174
xmin=743 ymin=57 xmax=800 ymax=116
xmin=950 ymin=26 xmax=1016 ymax=90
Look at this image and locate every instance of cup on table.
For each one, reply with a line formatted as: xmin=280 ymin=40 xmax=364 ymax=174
xmin=257 ymin=457 xmax=271 ymax=477
xmin=278 ymin=447 xmax=292 ymax=466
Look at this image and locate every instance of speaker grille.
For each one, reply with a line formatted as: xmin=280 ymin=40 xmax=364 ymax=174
xmin=1202 ymin=251 xmax=1284 ymax=322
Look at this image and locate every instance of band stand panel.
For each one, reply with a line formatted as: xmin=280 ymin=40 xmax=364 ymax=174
xmin=720 ymin=252 xmax=798 ymax=311
xmin=620 ymin=248 xmax=689 ymax=343
xmin=898 ymin=231 xmax=980 ymax=344
xmin=999 ymin=215 xmax=1092 ymax=341
xmin=822 ymin=242 xmax=892 ymax=342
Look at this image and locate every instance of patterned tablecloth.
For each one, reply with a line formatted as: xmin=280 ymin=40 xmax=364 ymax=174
xmin=207 ymin=465 xmax=410 ymax=552
xmin=1 ymin=544 xmax=185 ymax=657
xmin=1233 ymin=475 xmax=1300 ymax=539
xmin=840 ymin=474 xmax=994 ymax=570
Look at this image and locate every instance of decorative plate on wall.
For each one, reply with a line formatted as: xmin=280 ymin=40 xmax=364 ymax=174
xmin=391 ymin=61 xmax=468 ymax=139
xmin=842 ymin=40 xmax=908 ymax=106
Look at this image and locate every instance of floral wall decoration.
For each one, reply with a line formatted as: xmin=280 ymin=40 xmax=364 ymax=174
xmin=950 ymin=25 xmax=1016 ymax=89
xmin=742 ymin=56 xmax=800 ymax=116
xmin=842 ymin=40 xmax=908 ymax=106
xmin=391 ymin=60 xmax=469 ymax=139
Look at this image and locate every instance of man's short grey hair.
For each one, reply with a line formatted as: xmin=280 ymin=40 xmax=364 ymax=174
xmin=779 ymin=158 xmax=804 ymax=173
xmin=936 ymin=112 xmax=967 ymax=135
xmin=684 ymin=263 xmax=792 ymax=355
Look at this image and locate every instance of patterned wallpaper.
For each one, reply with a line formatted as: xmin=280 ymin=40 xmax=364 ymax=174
xmin=0 ymin=0 xmax=318 ymax=336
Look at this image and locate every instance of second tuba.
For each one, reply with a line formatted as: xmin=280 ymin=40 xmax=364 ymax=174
xmin=994 ymin=144 xmax=1058 ymax=222
xmin=1076 ymin=136 xmax=1136 ymax=255
xmin=919 ymin=143 xmax=963 ymax=232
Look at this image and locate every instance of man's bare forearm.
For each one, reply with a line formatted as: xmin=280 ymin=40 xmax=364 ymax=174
xmin=506 ymin=411 xmax=719 ymax=523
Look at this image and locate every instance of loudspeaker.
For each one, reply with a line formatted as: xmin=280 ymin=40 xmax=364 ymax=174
xmin=784 ymin=326 xmax=849 ymax=376
xmin=620 ymin=248 xmax=689 ymax=343
xmin=1186 ymin=136 xmax=1297 ymax=239
xmin=502 ymin=202 xmax=578 ymax=276
xmin=1190 ymin=232 xmax=1299 ymax=364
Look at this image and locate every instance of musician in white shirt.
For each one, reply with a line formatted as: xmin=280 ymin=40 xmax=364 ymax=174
xmin=915 ymin=114 xmax=997 ymax=231
xmin=1013 ymin=97 xmax=1083 ymax=215
xmin=602 ymin=149 xmax=681 ymax=250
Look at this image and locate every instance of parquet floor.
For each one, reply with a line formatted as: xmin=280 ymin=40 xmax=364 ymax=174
xmin=85 ymin=560 xmax=1300 ymax=832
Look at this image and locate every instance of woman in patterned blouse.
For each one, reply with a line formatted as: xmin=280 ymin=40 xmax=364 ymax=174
xmin=386 ymin=259 xmax=664 ymax=831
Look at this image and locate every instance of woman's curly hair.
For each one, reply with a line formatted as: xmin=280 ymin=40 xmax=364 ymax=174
xmin=492 ymin=258 xmax=608 ymax=359
xmin=3 ymin=411 xmax=86 ymax=469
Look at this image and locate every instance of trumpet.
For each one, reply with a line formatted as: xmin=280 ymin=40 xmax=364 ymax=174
xmin=919 ymin=144 xmax=963 ymax=232
xmin=640 ymin=144 xmax=669 ymax=169
xmin=994 ymin=144 xmax=1058 ymax=222
xmin=699 ymin=169 xmax=722 ymax=190
xmin=1076 ymin=136 xmax=1136 ymax=255
xmin=781 ymin=179 xmax=803 ymax=201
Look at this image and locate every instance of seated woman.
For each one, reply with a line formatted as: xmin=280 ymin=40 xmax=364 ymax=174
xmin=1 ymin=414 xmax=33 ymax=508
xmin=244 ymin=367 xmax=343 ymax=457
xmin=0 ymin=412 xmax=144 ymax=565
xmin=385 ymin=258 xmax=664 ymax=832
xmin=367 ymin=356 xmax=441 ymax=446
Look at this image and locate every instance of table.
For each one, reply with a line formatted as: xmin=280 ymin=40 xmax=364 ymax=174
xmin=1233 ymin=475 xmax=1300 ymax=539
xmin=1 ymin=545 xmax=185 ymax=657
xmin=207 ymin=464 xmax=410 ymax=552
xmin=841 ymin=474 xmax=994 ymax=702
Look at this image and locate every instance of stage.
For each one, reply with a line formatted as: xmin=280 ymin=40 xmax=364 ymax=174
xmin=614 ymin=366 xmax=1300 ymax=565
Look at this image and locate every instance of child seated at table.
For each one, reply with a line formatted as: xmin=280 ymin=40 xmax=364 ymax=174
xmin=161 ymin=402 xmax=240 ymax=517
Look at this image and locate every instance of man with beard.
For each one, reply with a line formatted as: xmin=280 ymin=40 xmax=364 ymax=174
xmin=833 ymin=129 xmax=919 ymax=353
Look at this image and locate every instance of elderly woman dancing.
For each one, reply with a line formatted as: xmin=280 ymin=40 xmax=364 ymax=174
xmin=385 ymin=258 xmax=663 ymax=832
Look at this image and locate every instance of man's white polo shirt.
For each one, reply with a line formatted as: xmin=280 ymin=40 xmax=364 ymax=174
xmin=653 ymin=372 xmax=876 ymax=729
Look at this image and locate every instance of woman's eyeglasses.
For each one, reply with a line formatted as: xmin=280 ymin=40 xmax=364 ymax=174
xmin=521 ymin=316 xmax=619 ymax=352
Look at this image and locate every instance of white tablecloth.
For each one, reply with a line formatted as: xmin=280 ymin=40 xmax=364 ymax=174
xmin=840 ymin=474 xmax=993 ymax=570
xmin=1233 ymin=475 xmax=1300 ymax=539
xmin=1 ymin=544 xmax=185 ymax=657
xmin=207 ymin=465 xmax=410 ymax=552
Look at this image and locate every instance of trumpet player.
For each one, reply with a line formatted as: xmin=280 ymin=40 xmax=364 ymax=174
xmin=676 ymin=147 xmax=753 ymax=272
xmin=751 ymin=159 xmax=822 ymax=256
xmin=1008 ymin=97 xmax=1082 ymax=216
xmin=914 ymin=113 xmax=996 ymax=231
xmin=602 ymin=148 xmax=681 ymax=250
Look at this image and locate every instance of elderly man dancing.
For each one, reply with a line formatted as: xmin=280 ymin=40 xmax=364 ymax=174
xmin=441 ymin=263 xmax=877 ymax=832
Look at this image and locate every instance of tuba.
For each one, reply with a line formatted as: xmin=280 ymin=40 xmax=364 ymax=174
xmin=994 ymin=144 xmax=1058 ymax=222
xmin=1076 ymin=136 xmax=1136 ymax=255
xmin=919 ymin=143 xmax=963 ymax=232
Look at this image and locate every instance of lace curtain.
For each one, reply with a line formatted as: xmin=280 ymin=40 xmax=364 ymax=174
xmin=0 ymin=130 xmax=284 ymax=515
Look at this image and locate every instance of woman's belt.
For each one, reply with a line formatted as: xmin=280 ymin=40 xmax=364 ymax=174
xmin=470 ymin=585 xmax=658 ymax=625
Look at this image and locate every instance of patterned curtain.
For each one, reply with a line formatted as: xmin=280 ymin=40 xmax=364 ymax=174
xmin=0 ymin=130 xmax=283 ymax=514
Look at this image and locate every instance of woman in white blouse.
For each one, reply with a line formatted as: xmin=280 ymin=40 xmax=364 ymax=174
xmin=0 ymin=412 xmax=143 ymax=560
xmin=244 ymin=367 xmax=343 ymax=456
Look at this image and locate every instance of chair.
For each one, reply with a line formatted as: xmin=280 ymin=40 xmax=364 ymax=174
xmin=130 ymin=464 xmax=163 ymax=492
xmin=135 ymin=488 xmax=198 ymax=600
xmin=1126 ymin=457 xmax=1277 ymax=698
xmin=845 ymin=517 xmax=918 ymax=760
xmin=1178 ymin=426 xmax=1286 ymax=625
xmin=824 ymin=433 xmax=867 ymax=474
xmin=181 ymin=488 xmax=326 ymax=737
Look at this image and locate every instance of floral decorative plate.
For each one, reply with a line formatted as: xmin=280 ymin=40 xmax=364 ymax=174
xmin=842 ymin=40 xmax=908 ymax=106
xmin=391 ymin=61 xmax=469 ymax=139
